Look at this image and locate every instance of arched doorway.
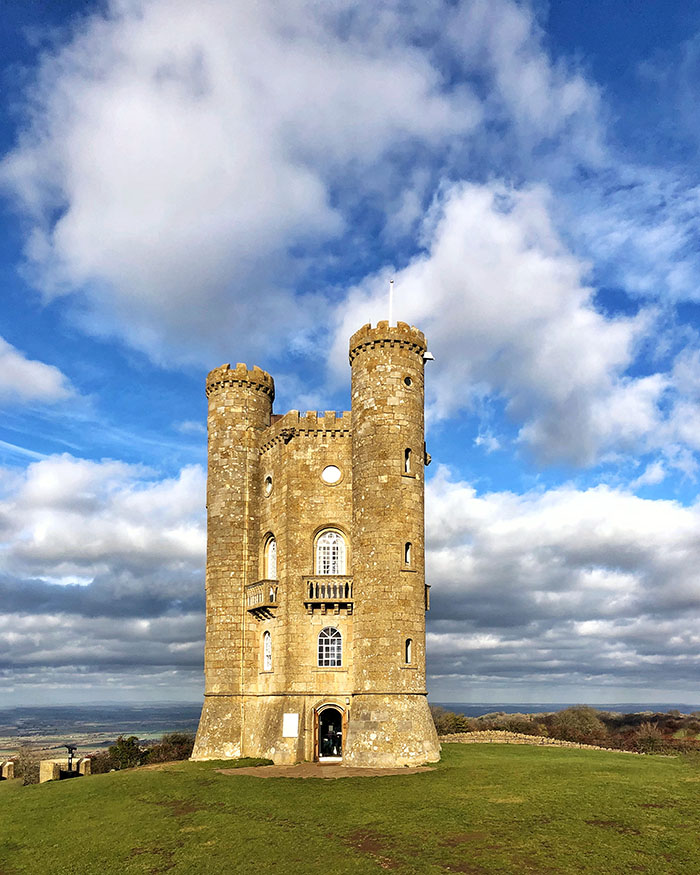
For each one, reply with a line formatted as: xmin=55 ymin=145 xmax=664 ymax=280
xmin=315 ymin=705 xmax=344 ymax=761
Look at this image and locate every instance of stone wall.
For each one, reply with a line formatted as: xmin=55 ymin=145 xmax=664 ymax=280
xmin=439 ymin=731 xmax=639 ymax=753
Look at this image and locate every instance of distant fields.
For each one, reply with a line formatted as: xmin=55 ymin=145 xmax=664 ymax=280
xmin=2 ymin=744 xmax=699 ymax=874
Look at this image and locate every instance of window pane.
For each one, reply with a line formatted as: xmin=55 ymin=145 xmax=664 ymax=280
xmin=316 ymin=530 xmax=346 ymax=575
xmin=318 ymin=627 xmax=342 ymax=667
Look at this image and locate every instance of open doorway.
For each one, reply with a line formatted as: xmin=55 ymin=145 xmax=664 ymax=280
xmin=316 ymin=706 xmax=343 ymax=761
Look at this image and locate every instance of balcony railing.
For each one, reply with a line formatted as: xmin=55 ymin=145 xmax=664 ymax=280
xmin=245 ymin=580 xmax=278 ymax=617
xmin=303 ymin=575 xmax=353 ymax=615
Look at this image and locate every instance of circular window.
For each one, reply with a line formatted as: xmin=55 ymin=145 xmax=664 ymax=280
xmin=404 ymin=376 xmax=413 ymax=387
xmin=321 ymin=465 xmax=342 ymax=485
xmin=264 ymin=475 xmax=273 ymax=496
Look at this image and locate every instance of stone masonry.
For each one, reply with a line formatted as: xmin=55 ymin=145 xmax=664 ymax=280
xmin=191 ymin=322 xmax=440 ymax=766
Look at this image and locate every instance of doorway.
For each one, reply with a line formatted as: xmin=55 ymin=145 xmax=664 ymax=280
xmin=316 ymin=706 xmax=343 ymax=761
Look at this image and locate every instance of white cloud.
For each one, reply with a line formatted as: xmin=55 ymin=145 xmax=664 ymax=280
xmin=631 ymin=460 xmax=667 ymax=488
xmin=424 ymin=468 xmax=700 ymax=695
xmin=333 ymin=181 xmax=659 ymax=464
xmin=0 ymin=454 xmax=205 ymax=580
xmin=1 ymin=0 xmax=481 ymax=365
xmin=0 ymin=336 xmax=74 ymax=403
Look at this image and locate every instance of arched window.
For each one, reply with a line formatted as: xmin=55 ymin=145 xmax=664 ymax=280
xmin=404 ymin=448 xmax=412 ymax=474
xmin=318 ymin=627 xmax=342 ymax=667
xmin=263 ymin=631 xmax=272 ymax=671
xmin=265 ymin=536 xmax=277 ymax=579
xmin=316 ymin=530 xmax=346 ymax=575
xmin=405 ymin=638 xmax=413 ymax=664
xmin=404 ymin=542 xmax=412 ymax=566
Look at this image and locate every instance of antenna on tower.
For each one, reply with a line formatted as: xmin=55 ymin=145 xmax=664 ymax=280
xmin=389 ymin=278 xmax=394 ymax=326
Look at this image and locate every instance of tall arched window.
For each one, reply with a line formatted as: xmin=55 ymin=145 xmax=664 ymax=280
xmin=405 ymin=638 xmax=413 ymax=664
xmin=318 ymin=627 xmax=342 ymax=667
xmin=404 ymin=448 xmax=412 ymax=474
xmin=263 ymin=631 xmax=272 ymax=671
xmin=265 ymin=536 xmax=277 ymax=579
xmin=316 ymin=530 xmax=346 ymax=575
xmin=404 ymin=542 xmax=412 ymax=566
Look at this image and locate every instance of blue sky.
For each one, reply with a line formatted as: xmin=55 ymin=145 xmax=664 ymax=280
xmin=2 ymin=0 xmax=700 ymax=706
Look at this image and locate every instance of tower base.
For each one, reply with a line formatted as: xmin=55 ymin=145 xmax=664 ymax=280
xmin=343 ymin=694 xmax=440 ymax=767
xmin=192 ymin=692 xmax=440 ymax=767
xmin=191 ymin=695 xmax=243 ymax=761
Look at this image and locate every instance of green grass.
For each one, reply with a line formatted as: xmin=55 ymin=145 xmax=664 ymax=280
xmin=1 ymin=744 xmax=699 ymax=874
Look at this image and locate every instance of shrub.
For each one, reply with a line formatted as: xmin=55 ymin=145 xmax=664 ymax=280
xmin=430 ymin=706 xmax=476 ymax=734
xmin=633 ymin=721 xmax=666 ymax=754
xmin=548 ymin=706 xmax=608 ymax=744
xmin=108 ymin=735 xmax=147 ymax=770
xmin=90 ymin=750 xmax=118 ymax=774
xmin=15 ymin=746 xmax=40 ymax=785
xmin=145 ymin=732 xmax=195 ymax=763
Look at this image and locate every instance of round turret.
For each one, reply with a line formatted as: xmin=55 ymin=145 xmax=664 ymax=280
xmin=193 ymin=361 xmax=274 ymax=760
xmin=350 ymin=322 xmax=428 ymax=694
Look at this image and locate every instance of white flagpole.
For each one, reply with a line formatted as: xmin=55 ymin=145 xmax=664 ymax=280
xmin=389 ymin=279 xmax=394 ymax=326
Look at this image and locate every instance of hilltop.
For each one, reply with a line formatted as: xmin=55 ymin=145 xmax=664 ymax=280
xmin=2 ymin=743 xmax=699 ymax=873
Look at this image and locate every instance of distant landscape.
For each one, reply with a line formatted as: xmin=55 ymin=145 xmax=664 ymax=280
xmin=2 ymin=701 xmax=699 ymax=757
xmin=0 ymin=703 xmax=203 ymax=757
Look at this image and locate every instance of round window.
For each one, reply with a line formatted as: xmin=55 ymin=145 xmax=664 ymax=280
xmin=321 ymin=465 xmax=342 ymax=484
xmin=264 ymin=475 xmax=273 ymax=496
xmin=404 ymin=376 xmax=413 ymax=387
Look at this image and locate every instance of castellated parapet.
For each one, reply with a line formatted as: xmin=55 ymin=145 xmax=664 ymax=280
xmin=192 ymin=323 xmax=440 ymax=766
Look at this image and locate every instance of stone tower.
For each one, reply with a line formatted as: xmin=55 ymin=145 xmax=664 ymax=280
xmin=192 ymin=322 xmax=440 ymax=766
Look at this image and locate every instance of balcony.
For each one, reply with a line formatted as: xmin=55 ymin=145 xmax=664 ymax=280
xmin=245 ymin=580 xmax=279 ymax=619
xmin=303 ymin=575 xmax=353 ymax=615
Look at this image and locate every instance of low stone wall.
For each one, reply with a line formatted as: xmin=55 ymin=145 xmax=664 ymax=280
xmin=439 ymin=730 xmax=637 ymax=753
xmin=39 ymin=757 xmax=92 ymax=783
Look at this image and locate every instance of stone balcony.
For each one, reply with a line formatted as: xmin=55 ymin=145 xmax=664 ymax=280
xmin=246 ymin=579 xmax=279 ymax=619
xmin=303 ymin=575 xmax=353 ymax=615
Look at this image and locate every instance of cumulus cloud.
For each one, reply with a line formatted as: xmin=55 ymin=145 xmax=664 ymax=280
xmin=333 ymin=181 xmax=662 ymax=465
xmin=425 ymin=468 xmax=700 ymax=697
xmin=0 ymin=336 xmax=74 ymax=403
xmin=0 ymin=454 xmax=205 ymax=583
xmin=1 ymin=454 xmax=206 ymax=692
xmin=1 ymin=0 xmax=482 ymax=365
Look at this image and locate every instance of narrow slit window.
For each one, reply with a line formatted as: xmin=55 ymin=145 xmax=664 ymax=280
xmin=318 ymin=627 xmax=342 ymax=667
xmin=404 ymin=542 xmax=412 ymax=566
xmin=263 ymin=631 xmax=272 ymax=671
xmin=404 ymin=448 xmax=412 ymax=474
xmin=405 ymin=638 xmax=412 ymax=664
xmin=265 ymin=536 xmax=277 ymax=579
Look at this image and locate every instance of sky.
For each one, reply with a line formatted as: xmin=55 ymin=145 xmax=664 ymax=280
xmin=2 ymin=0 xmax=700 ymax=707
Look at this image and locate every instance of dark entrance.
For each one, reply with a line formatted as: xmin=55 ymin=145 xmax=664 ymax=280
xmin=317 ymin=706 xmax=343 ymax=760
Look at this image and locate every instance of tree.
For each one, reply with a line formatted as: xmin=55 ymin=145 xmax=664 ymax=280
xmin=108 ymin=735 xmax=146 ymax=770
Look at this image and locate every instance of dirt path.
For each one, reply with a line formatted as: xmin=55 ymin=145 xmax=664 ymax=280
xmin=216 ymin=762 xmax=434 ymax=779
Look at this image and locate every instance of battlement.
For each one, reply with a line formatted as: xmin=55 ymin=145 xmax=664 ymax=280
xmin=260 ymin=409 xmax=351 ymax=452
xmin=348 ymin=321 xmax=427 ymax=363
xmin=206 ymin=362 xmax=275 ymax=400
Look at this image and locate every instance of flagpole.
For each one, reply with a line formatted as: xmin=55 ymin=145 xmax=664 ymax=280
xmin=389 ymin=279 xmax=394 ymax=326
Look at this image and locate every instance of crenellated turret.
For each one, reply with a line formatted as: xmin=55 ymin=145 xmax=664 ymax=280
xmin=345 ymin=321 xmax=439 ymax=766
xmin=193 ymin=363 xmax=273 ymax=759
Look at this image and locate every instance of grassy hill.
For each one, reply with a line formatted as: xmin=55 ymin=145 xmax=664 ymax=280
xmin=1 ymin=744 xmax=698 ymax=874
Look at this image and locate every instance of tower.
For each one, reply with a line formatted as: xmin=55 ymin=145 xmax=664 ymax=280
xmin=192 ymin=322 xmax=440 ymax=766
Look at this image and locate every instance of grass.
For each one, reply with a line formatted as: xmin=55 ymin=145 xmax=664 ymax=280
xmin=1 ymin=744 xmax=699 ymax=874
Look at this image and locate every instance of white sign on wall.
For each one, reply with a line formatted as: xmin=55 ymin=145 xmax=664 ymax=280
xmin=282 ymin=712 xmax=299 ymax=738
